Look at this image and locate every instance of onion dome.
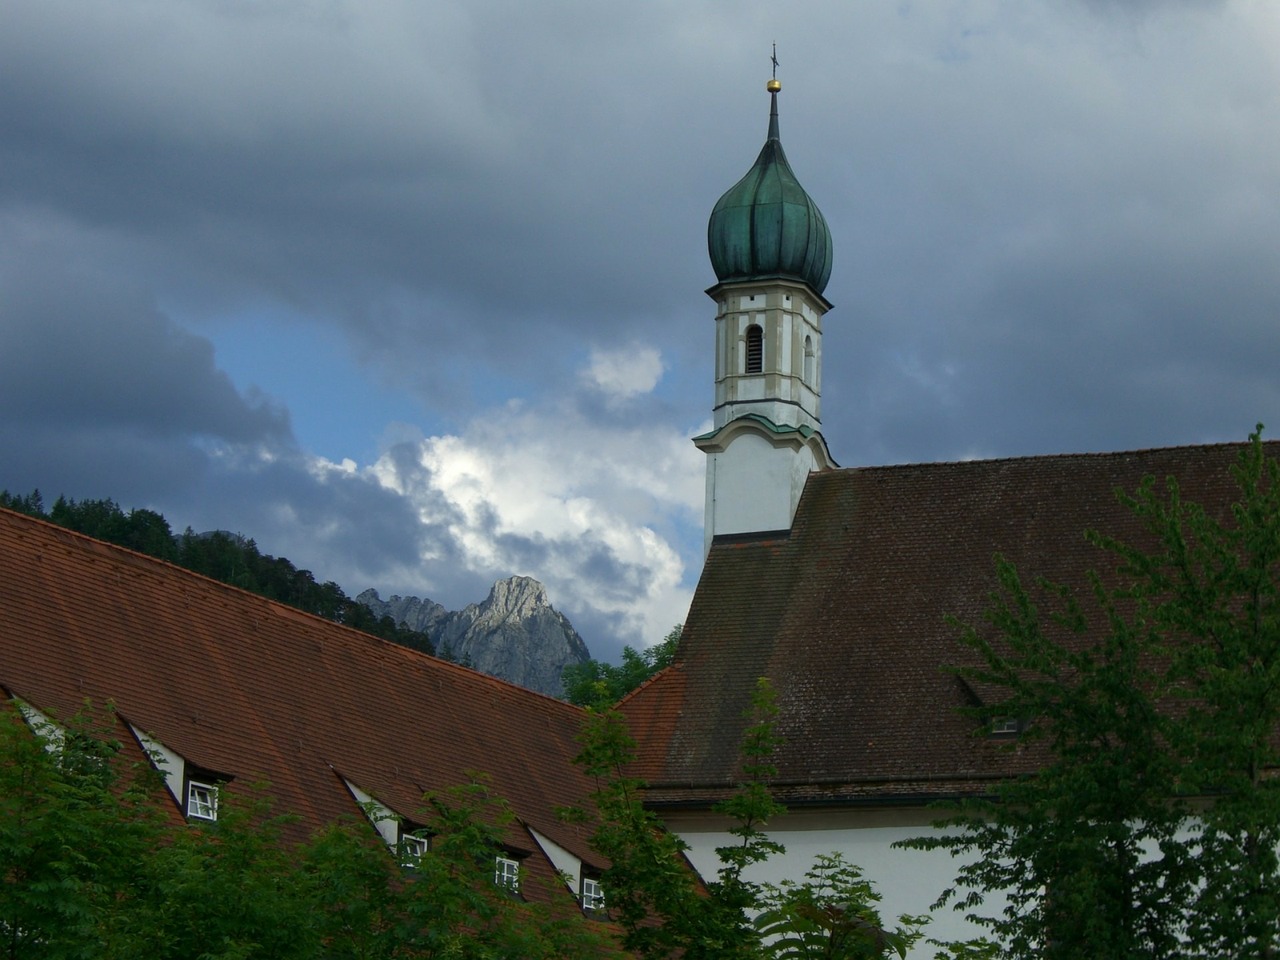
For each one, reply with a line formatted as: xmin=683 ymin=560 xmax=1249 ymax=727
xmin=707 ymin=82 xmax=833 ymax=295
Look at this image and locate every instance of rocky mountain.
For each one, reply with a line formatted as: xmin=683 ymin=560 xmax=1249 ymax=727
xmin=357 ymin=576 xmax=590 ymax=698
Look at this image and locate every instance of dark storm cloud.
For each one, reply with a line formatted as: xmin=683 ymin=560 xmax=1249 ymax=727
xmin=0 ymin=261 xmax=290 ymax=444
xmin=6 ymin=1 xmax=1273 ymax=437
xmin=824 ymin=131 xmax=1280 ymax=467
xmin=491 ymin=530 xmax=653 ymax=608
xmin=0 ymin=0 xmax=712 ymax=364
xmin=0 ymin=0 xmax=731 ymax=423
xmin=0 ymin=243 xmax=450 ymax=609
xmin=0 ymin=247 xmax=294 ymax=506
xmin=178 ymin=450 xmax=448 ymax=591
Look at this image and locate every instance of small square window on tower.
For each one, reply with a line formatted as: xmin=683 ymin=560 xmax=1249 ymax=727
xmin=186 ymin=779 xmax=219 ymax=821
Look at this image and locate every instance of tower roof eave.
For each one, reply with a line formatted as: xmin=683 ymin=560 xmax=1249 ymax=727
xmin=693 ymin=414 xmax=839 ymax=469
xmin=704 ymin=276 xmax=833 ymax=312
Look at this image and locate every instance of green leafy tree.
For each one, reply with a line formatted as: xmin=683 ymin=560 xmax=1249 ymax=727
xmin=0 ymin=704 xmax=160 ymax=960
xmin=564 ymin=625 xmax=681 ymax=708
xmin=902 ymin=426 xmax=1280 ymax=959
xmin=755 ymin=854 xmax=924 ymax=960
xmin=49 ymin=496 xmax=178 ymax=561
xmin=574 ymin=679 xmax=934 ymax=960
xmin=0 ymin=702 xmax=617 ymax=959
xmin=386 ymin=778 xmax=620 ymax=960
xmin=574 ymin=705 xmax=728 ymax=959
xmin=122 ymin=793 xmax=323 ymax=960
xmin=1132 ymin=427 xmax=1280 ymax=957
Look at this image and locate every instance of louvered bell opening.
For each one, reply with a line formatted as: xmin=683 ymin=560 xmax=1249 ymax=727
xmin=746 ymin=324 xmax=763 ymax=374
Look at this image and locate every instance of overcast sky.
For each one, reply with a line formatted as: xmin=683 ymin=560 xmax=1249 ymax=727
xmin=3 ymin=0 xmax=1278 ymax=663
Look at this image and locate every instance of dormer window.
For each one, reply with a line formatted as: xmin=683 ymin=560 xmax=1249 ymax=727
xmin=745 ymin=325 xmax=763 ymax=374
xmin=186 ymin=779 xmax=219 ymax=821
xmin=990 ymin=717 xmax=1023 ymax=737
xmin=494 ymin=855 xmax=520 ymax=893
xmin=401 ymin=831 xmax=429 ymax=866
xmin=581 ymin=875 xmax=605 ymax=913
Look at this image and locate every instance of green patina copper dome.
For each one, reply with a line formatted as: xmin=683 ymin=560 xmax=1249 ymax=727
xmin=708 ymin=88 xmax=833 ymax=295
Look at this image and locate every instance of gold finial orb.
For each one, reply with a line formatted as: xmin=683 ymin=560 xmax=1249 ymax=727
xmin=767 ymin=78 xmax=781 ymax=93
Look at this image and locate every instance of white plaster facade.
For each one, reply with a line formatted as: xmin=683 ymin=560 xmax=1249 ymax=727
xmin=696 ymin=278 xmax=836 ymax=554
xmin=662 ymin=807 xmax=997 ymax=959
xmin=696 ymin=421 xmax=833 ymax=554
xmin=707 ymin=280 xmax=829 ymax=433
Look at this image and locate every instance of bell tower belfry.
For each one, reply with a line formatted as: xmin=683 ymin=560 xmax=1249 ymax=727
xmin=696 ymin=74 xmax=837 ymax=555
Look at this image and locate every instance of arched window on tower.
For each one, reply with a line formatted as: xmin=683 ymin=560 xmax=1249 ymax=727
xmin=745 ymin=325 xmax=763 ymax=374
xmin=804 ymin=335 xmax=815 ymax=385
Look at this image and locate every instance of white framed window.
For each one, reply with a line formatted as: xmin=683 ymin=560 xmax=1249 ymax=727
xmin=581 ymin=876 xmax=605 ymax=912
xmin=187 ymin=779 xmax=218 ymax=821
xmin=401 ymin=832 xmax=429 ymax=866
xmin=494 ymin=856 xmax=520 ymax=892
xmin=990 ymin=717 xmax=1021 ymax=736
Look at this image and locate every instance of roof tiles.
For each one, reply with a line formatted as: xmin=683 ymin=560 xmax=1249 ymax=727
xmin=626 ymin=441 xmax=1271 ymax=805
xmin=0 ymin=508 xmax=601 ymax=890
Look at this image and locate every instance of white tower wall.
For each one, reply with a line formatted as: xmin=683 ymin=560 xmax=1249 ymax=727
xmin=697 ymin=277 xmax=836 ymax=554
xmin=708 ymin=279 xmax=830 ymax=432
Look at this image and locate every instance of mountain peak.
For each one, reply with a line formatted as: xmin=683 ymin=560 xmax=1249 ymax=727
xmin=359 ymin=576 xmax=589 ymax=697
xmin=482 ymin=576 xmax=549 ymax=620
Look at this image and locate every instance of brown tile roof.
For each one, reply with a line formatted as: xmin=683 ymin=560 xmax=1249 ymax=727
xmin=626 ymin=441 xmax=1271 ymax=805
xmin=0 ymin=508 xmax=602 ymax=894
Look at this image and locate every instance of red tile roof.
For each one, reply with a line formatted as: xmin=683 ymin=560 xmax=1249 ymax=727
xmin=626 ymin=441 xmax=1272 ymax=805
xmin=0 ymin=508 xmax=601 ymax=893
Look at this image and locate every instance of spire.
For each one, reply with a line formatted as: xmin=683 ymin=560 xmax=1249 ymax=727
xmin=767 ymin=44 xmax=781 ymax=141
xmin=706 ymin=68 xmax=833 ymax=295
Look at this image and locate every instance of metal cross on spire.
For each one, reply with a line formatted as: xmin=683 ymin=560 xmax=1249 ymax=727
xmin=771 ymin=43 xmax=779 ymax=78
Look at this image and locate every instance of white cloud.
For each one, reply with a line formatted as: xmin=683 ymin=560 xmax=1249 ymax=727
xmin=583 ymin=345 xmax=665 ymax=399
xmin=361 ymin=380 xmax=704 ymax=652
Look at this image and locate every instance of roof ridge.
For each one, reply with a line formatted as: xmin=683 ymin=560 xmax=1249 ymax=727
xmin=833 ymin=438 xmax=1271 ymax=475
xmin=616 ymin=659 xmax=682 ymax=708
xmin=0 ymin=507 xmax=587 ymax=713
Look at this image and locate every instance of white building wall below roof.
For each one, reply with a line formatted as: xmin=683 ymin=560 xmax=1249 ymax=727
xmin=527 ymin=826 xmax=582 ymax=896
xmin=662 ymin=807 xmax=997 ymax=960
xmin=702 ymin=431 xmax=818 ymax=554
xmin=128 ymin=723 xmax=186 ymax=812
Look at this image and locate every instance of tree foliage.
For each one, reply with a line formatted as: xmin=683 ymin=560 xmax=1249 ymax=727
xmin=0 ymin=701 xmax=620 ymax=960
xmin=902 ymin=426 xmax=1280 ymax=958
xmin=573 ymin=679 xmax=930 ymax=959
xmin=563 ymin=625 xmax=682 ymax=708
xmin=755 ymin=855 xmax=924 ymax=960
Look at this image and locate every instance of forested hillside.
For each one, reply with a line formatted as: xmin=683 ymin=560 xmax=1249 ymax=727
xmin=0 ymin=490 xmax=434 ymax=654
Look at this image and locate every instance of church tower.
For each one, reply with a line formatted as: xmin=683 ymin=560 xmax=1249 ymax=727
xmin=696 ymin=75 xmax=837 ymax=554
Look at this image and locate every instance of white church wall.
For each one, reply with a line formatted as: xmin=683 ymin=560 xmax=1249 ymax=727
xmin=662 ymin=806 xmax=996 ymax=958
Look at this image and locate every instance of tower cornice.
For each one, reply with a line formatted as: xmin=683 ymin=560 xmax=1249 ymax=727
xmin=705 ymin=276 xmax=833 ymax=313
